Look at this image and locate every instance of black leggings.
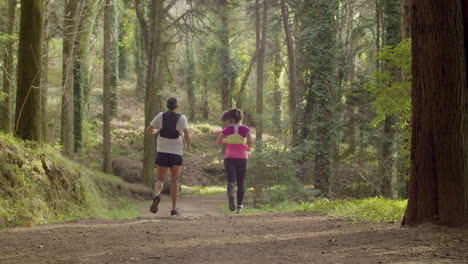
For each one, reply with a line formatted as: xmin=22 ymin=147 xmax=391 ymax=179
xmin=224 ymin=158 xmax=247 ymax=206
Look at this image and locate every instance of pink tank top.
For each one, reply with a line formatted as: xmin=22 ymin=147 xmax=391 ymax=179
xmin=222 ymin=124 xmax=251 ymax=159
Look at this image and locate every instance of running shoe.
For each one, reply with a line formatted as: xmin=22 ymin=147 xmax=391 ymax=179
xmin=228 ymin=194 xmax=235 ymax=211
xmin=170 ymin=210 xmax=181 ymax=216
xmin=236 ymin=205 xmax=243 ymax=214
xmin=150 ymin=195 xmax=160 ymax=214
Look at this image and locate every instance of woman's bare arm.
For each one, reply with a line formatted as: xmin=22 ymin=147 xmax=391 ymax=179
xmin=246 ymin=132 xmax=252 ymax=151
xmin=216 ymin=133 xmax=226 ymax=144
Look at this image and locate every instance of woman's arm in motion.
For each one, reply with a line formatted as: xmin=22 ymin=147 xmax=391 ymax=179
xmin=246 ymin=132 xmax=252 ymax=151
xmin=216 ymin=133 xmax=226 ymax=144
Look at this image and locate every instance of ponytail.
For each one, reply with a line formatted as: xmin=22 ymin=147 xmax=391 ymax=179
xmin=220 ymin=108 xmax=244 ymax=123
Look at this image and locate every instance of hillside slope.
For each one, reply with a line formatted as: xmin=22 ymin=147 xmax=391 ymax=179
xmin=0 ymin=132 xmax=151 ymax=229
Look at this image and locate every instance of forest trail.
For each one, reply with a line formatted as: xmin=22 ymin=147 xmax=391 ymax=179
xmin=1 ymin=195 xmax=467 ymax=264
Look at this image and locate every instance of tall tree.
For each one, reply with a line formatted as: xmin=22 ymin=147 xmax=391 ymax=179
xmin=403 ymin=0 xmax=468 ymax=226
xmin=41 ymin=0 xmax=51 ymax=142
xmin=219 ymin=0 xmax=231 ymax=110
xmin=255 ymin=0 xmax=267 ymax=143
xmin=74 ymin=0 xmax=101 ymax=151
xmin=14 ymin=0 xmax=43 ymax=141
xmin=109 ymin=0 xmax=120 ymax=117
xmin=300 ymin=0 xmax=336 ymax=196
xmin=280 ymin=0 xmax=298 ymax=145
xmin=1 ymin=0 xmax=17 ymax=133
xmin=61 ymin=0 xmax=82 ymax=155
xmin=103 ymin=0 xmax=113 ymax=173
xmin=185 ymin=36 xmax=196 ymax=121
xmin=142 ymin=0 xmax=164 ymax=186
xmin=379 ymin=0 xmax=401 ymax=198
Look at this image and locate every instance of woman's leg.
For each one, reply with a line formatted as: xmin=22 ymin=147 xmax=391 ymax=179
xmin=154 ymin=165 xmax=168 ymax=197
xmin=169 ymin=165 xmax=181 ymax=211
xmin=235 ymin=159 xmax=247 ymax=206
xmin=224 ymin=159 xmax=237 ymax=196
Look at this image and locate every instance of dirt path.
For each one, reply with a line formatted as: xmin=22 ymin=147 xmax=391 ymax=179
xmin=1 ymin=195 xmax=467 ymax=264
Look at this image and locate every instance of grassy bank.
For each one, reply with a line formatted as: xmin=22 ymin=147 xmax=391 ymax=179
xmin=0 ymin=132 xmax=151 ymax=229
xmin=223 ymin=196 xmax=407 ymax=223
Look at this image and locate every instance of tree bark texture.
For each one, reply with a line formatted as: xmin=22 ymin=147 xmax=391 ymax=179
xmin=255 ymin=0 xmax=267 ymax=143
xmin=103 ymin=0 xmax=113 ymax=173
xmin=109 ymin=1 xmax=120 ymax=117
xmin=61 ymin=0 xmax=82 ymax=155
xmin=142 ymin=0 xmax=164 ymax=186
xmin=301 ymin=0 xmax=336 ymax=196
xmin=2 ymin=0 xmax=17 ymax=133
xmin=219 ymin=0 xmax=231 ymax=110
xmin=14 ymin=0 xmax=43 ymax=141
xmin=403 ymin=0 xmax=468 ymax=226
xmin=280 ymin=0 xmax=298 ymax=145
xmin=41 ymin=0 xmax=50 ymax=142
xmin=74 ymin=0 xmax=101 ymax=151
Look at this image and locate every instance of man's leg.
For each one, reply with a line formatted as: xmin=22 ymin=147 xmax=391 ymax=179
xmin=169 ymin=165 xmax=181 ymax=211
xmin=154 ymin=165 xmax=168 ymax=197
xmin=151 ymin=165 xmax=168 ymax=213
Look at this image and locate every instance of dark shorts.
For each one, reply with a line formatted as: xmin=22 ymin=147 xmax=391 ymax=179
xmin=156 ymin=152 xmax=183 ymax=167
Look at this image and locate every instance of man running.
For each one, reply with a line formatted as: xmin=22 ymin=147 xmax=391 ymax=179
xmin=146 ymin=97 xmax=191 ymax=216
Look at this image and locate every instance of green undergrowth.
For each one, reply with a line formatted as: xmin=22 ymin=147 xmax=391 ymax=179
xmin=222 ymin=196 xmax=407 ymax=223
xmin=0 ymin=132 xmax=151 ymax=229
xmin=181 ymin=185 xmax=225 ymax=196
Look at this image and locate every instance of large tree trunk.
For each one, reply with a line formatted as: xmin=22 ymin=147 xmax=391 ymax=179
xmin=61 ymin=0 xmax=82 ymax=156
xmin=255 ymin=0 xmax=267 ymax=144
xmin=14 ymin=0 xmax=43 ymax=141
xmin=103 ymin=0 xmax=113 ymax=173
xmin=2 ymin=0 xmax=17 ymax=133
xmin=142 ymin=0 xmax=164 ymax=186
xmin=280 ymin=0 xmax=298 ymax=145
xmin=303 ymin=0 xmax=336 ymax=197
xmin=403 ymin=0 xmax=468 ymax=226
xmin=74 ymin=0 xmax=101 ymax=151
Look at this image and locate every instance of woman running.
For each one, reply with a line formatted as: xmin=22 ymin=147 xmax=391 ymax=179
xmin=216 ymin=108 xmax=252 ymax=214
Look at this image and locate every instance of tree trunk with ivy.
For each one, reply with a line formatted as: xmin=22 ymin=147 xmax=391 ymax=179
xmin=301 ymin=0 xmax=336 ymax=196
xmin=219 ymin=0 xmax=231 ymax=110
xmin=73 ymin=0 xmax=101 ymax=151
xmin=103 ymin=0 xmax=113 ymax=173
xmin=255 ymin=0 xmax=267 ymax=144
xmin=2 ymin=0 xmax=17 ymax=133
xmin=41 ymin=0 xmax=50 ymax=143
xmin=109 ymin=0 xmax=120 ymax=117
xmin=142 ymin=0 xmax=164 ymax=186
xmin=14 ymin=0 xmax=43 ymax=141
xmin=403 ymin=0 xmax=468 ymax=226
xmin=280 ymin=0 xmax=298 ymax=145
xmin=186 ymin=37 xmax=196 ymax=121
xmin=61 ymin=0 xmax=82 ymax=156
